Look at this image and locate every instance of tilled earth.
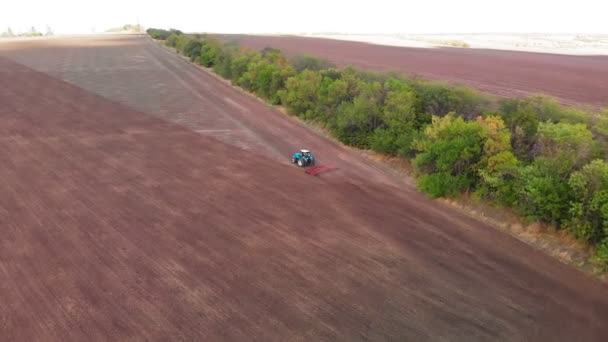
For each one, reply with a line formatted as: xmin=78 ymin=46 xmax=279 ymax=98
xmin=225 ymin=34 xmax=608 ymax=107
xmin=0 ymin=35 xmax=607 ymax=341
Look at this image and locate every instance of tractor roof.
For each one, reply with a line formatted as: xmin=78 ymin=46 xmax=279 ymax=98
xmin=300 ymin=149 xmax=310 ymax=153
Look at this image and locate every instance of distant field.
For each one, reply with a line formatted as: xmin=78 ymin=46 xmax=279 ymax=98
xmin=311 ymin=33 xmax=608 ymax=55
xmin=221 ymin=34 xmax=608 ymax=107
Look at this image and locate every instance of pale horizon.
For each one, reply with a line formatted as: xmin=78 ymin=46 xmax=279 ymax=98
xmin=1 ymin=0 xmax=607 ymax=35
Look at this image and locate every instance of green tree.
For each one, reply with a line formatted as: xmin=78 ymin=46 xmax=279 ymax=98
xmin=230 ymin=49 xmax=260 ymax=83
xmin=370 ymin=79 xmax=418 ymax=156
xmin=332 ymin=81 xmax=384 ymax=147
xmin=279 ymin=69 xmax=323 ymax=118
xmin=533 ymin=122 xmax=594 ymax=174
xmin=594 ymin=239 xmax=608 ymax=269
xmin=316 ymin=68 xmax=360 ymax=117
xmin=146 ymin=28 xmax=178 ymax=40
xmin=182 ymin=39 xmax=203 ymax=61
xmin=592 ymin=112 xmax=608 ymax=138
xmin=516 ymin=159 xmax=573 ymax=226
xmin=412 ymin=114 xmax=485 ymax=197
xmin=499 ymin=98 xmax=540 ymax=160
xmin=239 ymin=54 xmax=294 ymax=103
xmin=477 ymin=151 xmax=520 ymax=205
xmin=476 ymin=116 xmax=512 ymax=161
xmin=413 ymin=82 xmax=486 ymax=119
xmin=291 ymin=55 xmax=336 ymax=72
xmin=199 ymin=38 xmax=221 ymax=67
xmin=523 ymin=95 xmax=587 ymax=124
xmin=381 ymin=79 xmax=417 ymax=126
xmin=414 ymin=82 xmax=456 ymax=117
xmin=213 ymin=45 xmax=240 ymax=79
xmin=513 ymin=122 xmax=593 ymax=225
xmin=166 ymin=33 xmax=179 ymax=48
xmin=174 ymin=35 xmax=191 ymax=53
xmin=450 ymin=86 xmax=488 ymax=120
xmin=474 ymin=116 xmax=519 ymax=204
xmin=567 ymin=159 xmax=608 ymax=244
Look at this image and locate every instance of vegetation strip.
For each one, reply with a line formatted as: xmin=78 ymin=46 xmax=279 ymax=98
xmin=147 ymin=28 xmax=608 ymax=269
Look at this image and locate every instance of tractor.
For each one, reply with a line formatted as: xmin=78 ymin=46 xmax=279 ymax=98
xmin=291 ymin=149 xmax=315 ymax=167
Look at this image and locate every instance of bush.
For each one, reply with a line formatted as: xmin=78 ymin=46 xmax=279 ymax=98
xmin=477 ymin=151 xmax=520 ymax=205
xmin=499 ymin=100 xmax=540 ymax=160
xmin=567 ymin=159 xmax=608 ymax=243
xmin=412 ymin=82 xmax=487 ymax=119
xmin=146 ymin=28 xmax=180 ymax=40
xmin=533 ymin=122 xmax=595 ymax=173
xmin=199 ymin=39 xmax=221 ymax=67
xmin=416 ymin=173 xmax=472 ymax=198
xmin=230 ymin=50 xmax=260 ymax=83
xmin=516 ymin=160 xmax=573 ymax=226
xmin=173 ymin=35 xmax=190 ymax=53
xmin=475 ymin=116 xmax=519 ymax=204
xmin=594 ymin=239 xmax=608 ymax=269
xmin=183 ymin=39 xmax=203 ymax=61
xmin=214 ymin=45 xmax=240 ymax=79
xmin=332 ymin=81 xmax=384 ymax=147
xmin=316 ymin=70 xmax=359 ymax=117
xmin=370 ymin=126 xmax=416 ymax=156
xmin=279 ymin=69 xmax=323 ymax=117
xmin=413 ymin=114 xmax=485 ymax=196
xmin=291 ymin=55 xmax=336 ymax=72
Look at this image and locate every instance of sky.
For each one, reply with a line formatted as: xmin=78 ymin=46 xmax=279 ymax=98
xmin=0 ymin=0 xmax=606 ymax=35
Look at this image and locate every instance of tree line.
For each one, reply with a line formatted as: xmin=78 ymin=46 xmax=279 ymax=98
xmin=1 ymin=26 xmax=51 ymax=37
xmin=147 ymin=28 xmax=608 ymax=268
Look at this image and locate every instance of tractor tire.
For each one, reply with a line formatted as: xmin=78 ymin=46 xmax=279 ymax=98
xmin=291 ymin=157 xmax=296 ymax=163
xmin=297 ymin=158 xmax=305 ymax=167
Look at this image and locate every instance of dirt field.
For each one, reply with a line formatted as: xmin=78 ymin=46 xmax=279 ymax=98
xmin=223 ymin=35 xmax=608 ymax=107
xmin=1 ymin=35 xmax=608 ymax=341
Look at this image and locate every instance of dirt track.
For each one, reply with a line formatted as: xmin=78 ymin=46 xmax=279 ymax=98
xmin=224 ymin=35 xmax=608 ymax=107
xmin=1 ymin=35 xmax=608 ymax=341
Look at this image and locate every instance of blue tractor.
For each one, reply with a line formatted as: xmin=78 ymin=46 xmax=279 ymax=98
xmin=291 ymin=149 xmax=315 ymax=167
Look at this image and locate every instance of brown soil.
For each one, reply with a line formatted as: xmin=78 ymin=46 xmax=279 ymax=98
xmin=1 ymin=35 xmax=607 ymax=341
xmin=222 ymin=34 xmax=608 ymax=107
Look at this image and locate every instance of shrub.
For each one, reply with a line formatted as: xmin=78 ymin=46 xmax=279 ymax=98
xmin=183 ymin=39 xmax=203 ymax=61
xmin=291 ymin=55 xmax=336 ymax=72
xmin=199 ymin=39 xmax=221 ymax=67
xmin=279 ymin=69 xmax=323 ymax=117
xmin=146 ymin=28 xmax=179 ymax=40
xmin=370 ymin=126 xmax=416 ymax=156
xmin=416 ymin=173 xmax=473 ymax=198
xmin=413 ymin=114 xmax=485 ymax=196
xmin=594 ymin=239 xmax=608 ymax=269
xmin=533 ymin=122 xmax=595 ymax=174
xmin=567 ymin=159 xmax=608 ymax=243
xmin=477 ymin=151 xmax=520 ymax=205
xmin=516 ymin=160 xmax=573 ymax=226
xmin=332 ymin=81 xmax=384 ymax=147
xmin=230 ymin=50 xmax=260 ymax=83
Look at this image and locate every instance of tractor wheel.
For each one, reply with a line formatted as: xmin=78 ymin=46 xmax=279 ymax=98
xmin=297 ymin=159 xmax=305 ymax=167
xmin=291 ymin=157 xmax=296 ymax=163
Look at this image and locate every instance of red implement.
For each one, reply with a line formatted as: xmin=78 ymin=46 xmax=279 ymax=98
xmin=305 ymin=164 xmax=338 ymax=176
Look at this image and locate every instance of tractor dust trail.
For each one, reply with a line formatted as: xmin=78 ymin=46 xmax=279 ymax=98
xmin=0 ymin=35 xmax=607 ymax=341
